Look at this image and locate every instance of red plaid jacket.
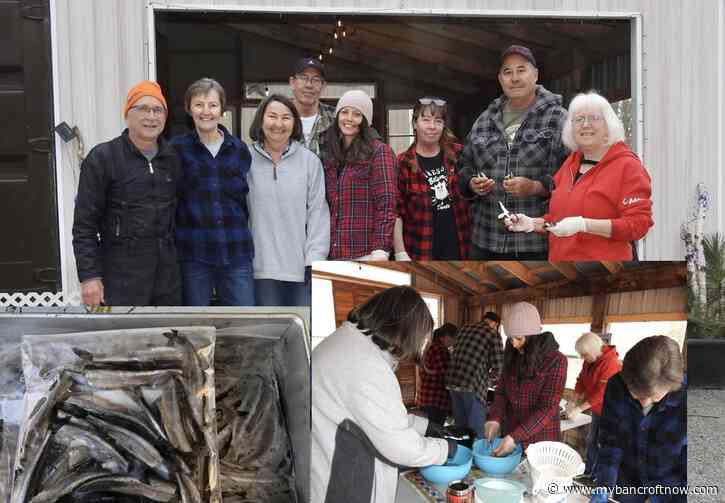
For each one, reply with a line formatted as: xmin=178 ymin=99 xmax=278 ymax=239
xmin=396 ymin=143 xmax=470 ymax=260
xmin=416 ymin=340 xmax=451 ymax=412
xmin=488 ymin=350 xmax=567 ymax=449
xmin=325 ymin=140 xmax=397 ymax=259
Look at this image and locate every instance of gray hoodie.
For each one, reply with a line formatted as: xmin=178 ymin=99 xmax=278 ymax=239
xmin=248 ymin=140 xmax=330 ymax=281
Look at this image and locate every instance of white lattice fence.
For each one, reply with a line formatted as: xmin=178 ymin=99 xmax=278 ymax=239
xmin=0 ymin=291 xmax=66 ymax=307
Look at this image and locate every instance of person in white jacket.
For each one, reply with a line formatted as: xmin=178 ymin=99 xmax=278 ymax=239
xmin=247 ymin=94 xmax=330 ymax=306
xmin=312 ymin=286 xmax=453 ymax=503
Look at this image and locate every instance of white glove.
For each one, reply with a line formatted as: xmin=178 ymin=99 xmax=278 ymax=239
xmin=547 ymin=216 xmax=587 ymax=237
xmin=503 ymin=213 xmax=535 ymax=233
xmin=565 ymin=404 xmax=582 ymax=420
xmin=369 ymin=249 xmax=389 ymax=261
xmin=394 ymin=251 xmax=412 ymax=261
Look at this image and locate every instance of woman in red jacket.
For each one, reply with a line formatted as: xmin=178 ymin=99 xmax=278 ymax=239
xmin=503 ymin=91 xmax=653 ymax=260
xmin=566 ymin=332 xmax=622 ymax=477
xmin=484 ymin=302 xmax=567 ymax=456
xmin=393 ymin=97 xmax=470 ymax=260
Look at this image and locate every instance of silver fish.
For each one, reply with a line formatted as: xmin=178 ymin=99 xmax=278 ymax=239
xmin=73 ymin=345 xmax=184 ymax=370
xmin=53 ymin=423 xmax=129 ymax=473
xmin=73 ymin=475 xmax=177 ymax=502
xmin=158 ymin=377 xmax=193 ymax=453
xmin=82 ymin=414 xmax=172 ymax=480
xmin=177 ymin=472 xmax=202 ymax=503
xmin=163 ymin=330 xmax=207 ymax=429
xmin=83 ymin=368 xmax=182 ymax=389
xmin=28 ymin=471 xmax=108 ymax=503
xmin=12 ymin=371 xmax=74 ymax=503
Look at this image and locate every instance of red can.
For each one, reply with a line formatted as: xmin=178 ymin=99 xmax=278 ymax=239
xmin=447 ymin=480 xmax=474 ymax=503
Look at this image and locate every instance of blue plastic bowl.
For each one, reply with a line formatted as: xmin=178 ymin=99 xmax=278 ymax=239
xmin=419 ymin=445 xmax=473 ymax=485
xmin=472 ymin=438 xmax=522 ymax=475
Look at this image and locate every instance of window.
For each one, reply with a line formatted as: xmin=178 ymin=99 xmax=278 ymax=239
xmin=422 ymin=294 xmax=442 ymax=329
xmin=387 ymin=106 xmax=414 ymax=154
xmin=607 ymin=320 xmax=687 ymax=356
xmin=541 ymin=323 xmax=593 ymax=389
xmin=312 ymin=261 xmax=411 ymax=285
xmin=311 ymin=277 xmax=336 ymax=350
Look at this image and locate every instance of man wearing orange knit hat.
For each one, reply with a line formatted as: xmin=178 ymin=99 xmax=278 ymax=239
xmin=72 ymin=80 xmax=183 ymax=306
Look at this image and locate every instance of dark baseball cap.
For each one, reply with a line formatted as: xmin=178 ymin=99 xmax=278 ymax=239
xmin=483 ymin=311 xmax=500 ymax=323
xmin=501 ymin=45 xmax=537 ymax=68
xmin=292 ymin=56 xmax=326 ymax=79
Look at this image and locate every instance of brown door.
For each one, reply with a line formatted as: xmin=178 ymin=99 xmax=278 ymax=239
xmin=0 ymin=0 xmax=59 ymax=292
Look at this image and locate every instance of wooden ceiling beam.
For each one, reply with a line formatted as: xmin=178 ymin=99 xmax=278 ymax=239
xmin=478 ymin=263 xmax=687 ymax=305
xmin=415 ymin=262 xmax=485 ymax=295
xmin=371 ymin=262 xmax=473 ymax=298
xmin=601 ymin=261 xmax=624 ymax=275
xmin=488 ymin=261 xmax=543 ymax=286
xmin=550 ymin=262 xmax=579 ymax=280
xmin=455 ymin=261 xmax=507 ymax=290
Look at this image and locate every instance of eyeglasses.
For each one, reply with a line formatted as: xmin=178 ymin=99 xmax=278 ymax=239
xmin=572 ymin=114 xmax=604 ymax=125
xmin=418 ymin=97 xmax=447 ymax=106
xmin=295 ymin=74 xmax=324 ymax=86
xmin=130 ymin=105 xmax=166 ymax=116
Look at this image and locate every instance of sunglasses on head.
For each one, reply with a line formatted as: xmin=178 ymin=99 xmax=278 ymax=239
xmin=418 ymin=97 xmax=447 ymax=106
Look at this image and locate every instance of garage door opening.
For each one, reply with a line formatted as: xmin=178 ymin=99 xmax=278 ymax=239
xmin=153 ymin=11 xmax=636 ymax=151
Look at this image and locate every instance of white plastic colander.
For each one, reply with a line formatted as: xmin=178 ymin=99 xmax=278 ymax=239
xmin=525 ymin=441 xmax=585 ymax=495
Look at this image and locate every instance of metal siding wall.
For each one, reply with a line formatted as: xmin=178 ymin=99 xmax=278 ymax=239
xmin=54 ymin=0 xmax=723 ymax=296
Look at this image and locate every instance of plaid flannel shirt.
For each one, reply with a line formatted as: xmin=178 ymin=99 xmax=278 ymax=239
xmin=325 ymin=140 xmax=397 ymax=260
xmin=171 ymin=125 xmax=254 ymax=266
xmin=487 ymin=350 xmax=567 ymax=449
xmin=458 ymin=86 xmax=569 ymax=254
xmin=306 ymin=102 xmax=336 ymax=163
xmin=445 ymin=322 xmax=504 ymax=405
xmin=397 ymin=142 xmax=471 ymax=260
xmin=591 ymin=373 xmax=686 ymax=503
xmin=417 ymin=340 xmax=451 ymax=412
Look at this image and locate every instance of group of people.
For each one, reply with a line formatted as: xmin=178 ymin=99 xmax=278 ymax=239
xmin=312 ymin=286 xmax=686 ymax=503
xmin=72 ymin=43 xmax=654 ymax=307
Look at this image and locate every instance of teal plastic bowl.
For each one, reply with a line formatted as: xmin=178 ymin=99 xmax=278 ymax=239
xmin=472 ymin=438 xmax=522 ymax=475
xmin=419 ymin=445 xmax=473 ymax=485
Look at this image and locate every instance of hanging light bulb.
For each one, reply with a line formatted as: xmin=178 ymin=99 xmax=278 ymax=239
xmin=334 ymin=32 xmax=338 ymax=40
xmin=318 ymin=53 xmax=323 ymax=61
xmin=342 ymin=29 xmax=347 ymax=37
xmin=328 ymin=47 xmax=333 ymax=55
xmin=337 ymin=19 xmax=342 ymax=27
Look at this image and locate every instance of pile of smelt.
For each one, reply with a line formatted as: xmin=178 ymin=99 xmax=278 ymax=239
xmin=12 ymin=330 xmax=212 ymax=503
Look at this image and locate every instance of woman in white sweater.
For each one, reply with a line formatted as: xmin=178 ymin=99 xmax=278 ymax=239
xmin=312 ymin=286 xmax=452 ymax=503
xmin=247 ymin=94 xmax=330 ymax=306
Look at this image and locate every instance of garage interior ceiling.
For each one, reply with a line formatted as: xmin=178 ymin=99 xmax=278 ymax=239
xmin=157 ymin=12 xmax=631 ymax=103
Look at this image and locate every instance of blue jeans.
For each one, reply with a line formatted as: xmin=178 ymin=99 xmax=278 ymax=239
xmin=254 ymin=278 xmax=310 ymax=306
xmin=181 ymin=260 xmax=255 ymax=306
xmin=449 ymin=390 xmax=486 ymax=439
xmin=585 ymin=413 xmax=601 ymax=476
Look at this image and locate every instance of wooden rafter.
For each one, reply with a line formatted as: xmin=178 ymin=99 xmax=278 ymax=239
xmin=550 ymin=262 xmax=579 ymax=280
xmin=477 ymin=263 xmax=687 ymax=305
xmin=488 ymin=261 xmax=542 ymax=286
xmin=372 ymin=262 xmax=473 ymax=298
xmin=415 ymin=262 xmax=484 ymax=295
xmin=455 ymin=262 xmax=507 ymax=290
xmin=600 ymin=261 xmax=624 ymax=274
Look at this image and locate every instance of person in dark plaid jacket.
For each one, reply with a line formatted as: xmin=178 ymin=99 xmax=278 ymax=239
xmin=393 ymin=98 xmax=470 ymax=260
xmin=590 ymin=336 xmax=686 ymax=503
xmin=171 ymin=79 xmax=254 ymax=306
xmin=417 ymin=323 xmax=458 ymax=425
xmin=458 ymin=45 xmax=569 ymax=259
xmin=324 ymin=90 xmax=397 ymax=260
xmin=485 ymin=302 xmax=567 ymax=456
xmin=445 ymin=312 xmax=504 ymax=438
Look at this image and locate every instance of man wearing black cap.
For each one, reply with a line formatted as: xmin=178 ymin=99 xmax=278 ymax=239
xmin=445 ymin=312 xmax=504 ymax=438
xmin=459 ymin=45 xmax=569 ymax=259
xmin=289 ymin=57 xmax=336 ymax=161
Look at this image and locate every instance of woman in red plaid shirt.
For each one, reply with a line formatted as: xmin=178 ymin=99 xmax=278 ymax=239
xmin=393 ymin=97 xmax=471 ymax=261
xmin=485 ymin=302 xmax=567 ymax=456
xmin=324 ymin=90 xmax=397 ymax=260
xmin=416 ymin=323 xmax=457 ymax=425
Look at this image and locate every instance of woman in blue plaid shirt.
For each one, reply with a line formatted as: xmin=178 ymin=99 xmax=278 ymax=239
xmin=592 ymin=335 xmax=686 ymax=503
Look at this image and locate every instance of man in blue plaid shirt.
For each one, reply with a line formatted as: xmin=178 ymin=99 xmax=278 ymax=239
xmin=458 ymin=45 xmax=569 ymax=259
xmin=591 ymin=336 xmax=686 ymax=503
